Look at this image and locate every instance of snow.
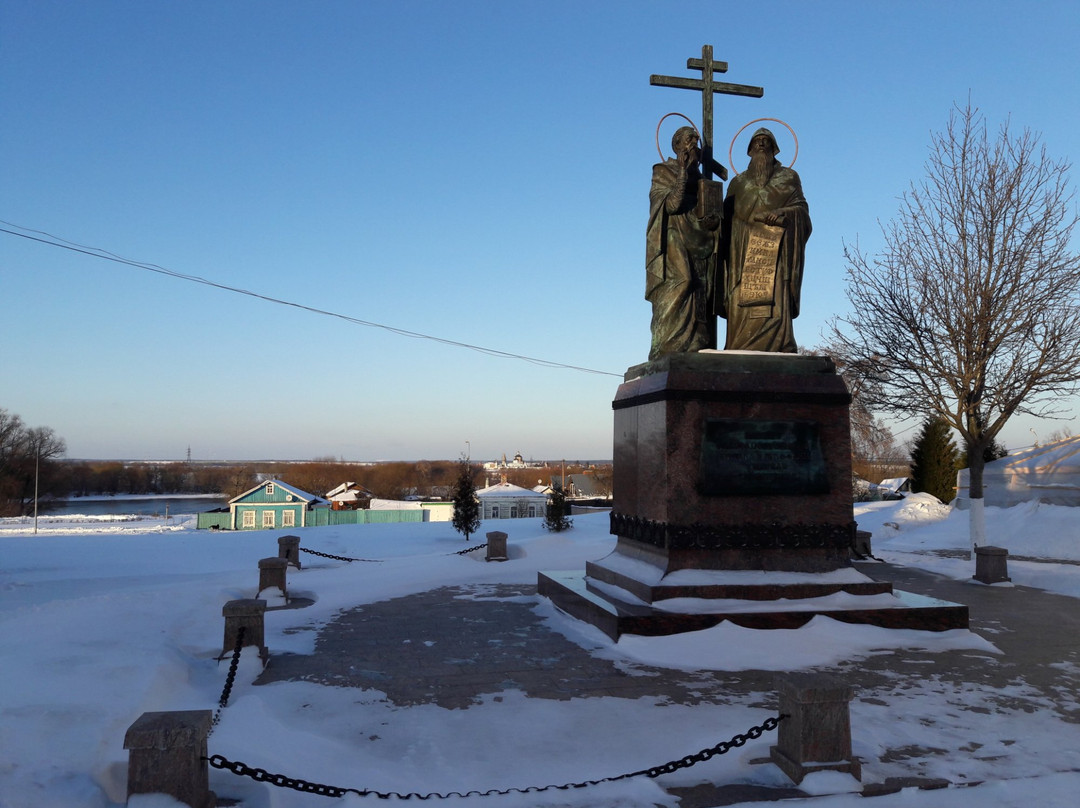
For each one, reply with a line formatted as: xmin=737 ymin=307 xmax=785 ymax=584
xmin=3 ymin=498 xmax=1080 ymax=807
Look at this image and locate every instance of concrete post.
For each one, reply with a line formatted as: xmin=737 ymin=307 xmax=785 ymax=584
xmin=486 ymin=531 xmax=508 ymax=562
xmin=974 ymin=545 xmax=1010 ymax=584
xmin=277 ymin=534 xmax=302 ymax=568
xmin=124 ymin=710 xmax=215 ymax=808
xmin=221 ymin=598 xmax=267 ymax=660
xmin=770 ymin=673 xmax=861 ymax=784
xmin=258 ymin=556 xmax=288 ymax=598
xmin=853 ymin=529 xmax=873 ymax=558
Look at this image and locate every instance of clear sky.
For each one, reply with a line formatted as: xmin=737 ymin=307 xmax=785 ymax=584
xmin=3 ymin=0 xmax=1079 ymax=462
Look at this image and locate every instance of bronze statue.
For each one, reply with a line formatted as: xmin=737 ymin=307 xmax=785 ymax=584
xmin=645 ymin=126 xmax=721 ymax=360
xmin=719 ymin=127 xmax=811 ymax=353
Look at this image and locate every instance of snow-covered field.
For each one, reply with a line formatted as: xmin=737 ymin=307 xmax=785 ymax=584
xmin=2 ymin=496 xmax=1080 ymax=807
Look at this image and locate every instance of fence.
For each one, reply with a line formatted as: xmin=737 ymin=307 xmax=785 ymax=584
xmin=197 ymin=508 xmax=427 ymax=531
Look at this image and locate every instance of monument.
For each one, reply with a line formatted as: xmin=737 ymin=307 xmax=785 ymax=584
xmin=538 ymin=46 xmax=968 ymax=638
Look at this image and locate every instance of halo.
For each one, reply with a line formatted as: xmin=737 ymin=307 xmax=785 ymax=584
xmin=728 ymin=117 xmax=799 ymax=174
xmin=655 ymin=112 xmax=700 ymax=161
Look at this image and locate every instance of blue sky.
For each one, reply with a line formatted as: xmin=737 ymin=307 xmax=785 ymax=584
xmin=3 ymin=0 xmax=1079 ymax=461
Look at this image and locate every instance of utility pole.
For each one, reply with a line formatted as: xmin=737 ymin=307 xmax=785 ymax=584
xmin=33 ymin=446 xmax=39 ymax=535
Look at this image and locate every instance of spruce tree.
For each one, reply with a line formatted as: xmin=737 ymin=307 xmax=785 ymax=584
xmin=542 ymin=484 xmax=573 ymax=532
xmin=450 ymin=455 xmax=480 ymax=542
xmin=910 ymin=417 xmax=962 ymax=503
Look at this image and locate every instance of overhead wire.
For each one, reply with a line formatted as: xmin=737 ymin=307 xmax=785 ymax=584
xmin=0 ymin=220 xmax=622 ymax=378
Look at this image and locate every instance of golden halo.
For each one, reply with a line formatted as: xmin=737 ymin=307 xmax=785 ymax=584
xmin=655 ymin=112 xmax=700 ymax=161
xmin=728 ymin=117 xmax=799 ymax=174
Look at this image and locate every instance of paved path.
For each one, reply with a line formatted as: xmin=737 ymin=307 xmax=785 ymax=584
xmin=254 ymin=561 xmax=1080 ymax=804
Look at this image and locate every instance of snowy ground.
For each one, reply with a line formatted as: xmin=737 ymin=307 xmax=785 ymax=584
xmin=2 ymin=496 xmax=1080 ymax=807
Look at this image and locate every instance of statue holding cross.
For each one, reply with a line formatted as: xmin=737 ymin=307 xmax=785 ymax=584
xmin=646 ymin=47 xmax=811 ymax=357
xmin=645 ymin=46 xmax=763 ymax=360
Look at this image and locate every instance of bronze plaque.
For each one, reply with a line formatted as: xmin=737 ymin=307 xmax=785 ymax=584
xmin=739 ymin=224 xmax=782 ymax=305
xmin=700 ymin=419 xmax=829 ymax=496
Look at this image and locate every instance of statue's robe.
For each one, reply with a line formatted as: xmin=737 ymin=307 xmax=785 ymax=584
xmin=645 ymin=159 xmax=718 ymax=360
xmin=719 ymin=162 xmax=811 ymax=353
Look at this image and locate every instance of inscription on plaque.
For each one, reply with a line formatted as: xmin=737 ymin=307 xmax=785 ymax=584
xmin=700 ymin=419 xmax=829 ymax=496
xmin=739 ymin=224 xmax=783 ymax=306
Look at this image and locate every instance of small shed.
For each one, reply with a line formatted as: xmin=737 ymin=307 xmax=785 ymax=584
xmin=956 ymin=437 xmax=1080 ymax=509
xmin=325 ymin=481 xmax=374 ymax=510
xmin=229 ymin=479 xmax=328 ymax=530
xmin=476 ymin=481 xmax=548 ymax=520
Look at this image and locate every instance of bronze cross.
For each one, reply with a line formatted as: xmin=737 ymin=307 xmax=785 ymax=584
xmin=650 ymin=45 xmax=763 ymax=180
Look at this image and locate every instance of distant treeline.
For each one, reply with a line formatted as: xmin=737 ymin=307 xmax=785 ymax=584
xmin=52 ymin=459 xmax=609 ymax=504
xmin=2 ymin=404 xmax=609 ymax=516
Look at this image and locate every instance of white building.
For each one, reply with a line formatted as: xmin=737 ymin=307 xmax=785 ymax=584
xmin=475 ymin=481 xmax=548 ymax=520
xmin=955 ymin=436 xmax=1080 ymax=509
xmin=482 ymin=451 xmax=539 ymax=471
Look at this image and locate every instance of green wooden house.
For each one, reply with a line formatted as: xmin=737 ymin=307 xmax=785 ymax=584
xmin=228 ymin=479 xmax=328 ymax=530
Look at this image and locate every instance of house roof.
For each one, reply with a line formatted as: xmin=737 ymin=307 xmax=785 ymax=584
xmin=229 ymin=478 xmax=327 ymax=505
xmin=567 ymin=474 xmax=603 ymax=497
xmin=325 ymin=481 xmax=374 ymax=500
xmin=475 ymin=481 xmax=547 ymax=499
xmin=878 ymin=477 xmax=909 ymax=494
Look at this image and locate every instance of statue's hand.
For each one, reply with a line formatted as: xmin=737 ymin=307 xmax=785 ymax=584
xmin=701 ymin=214 xmax=720 ymax=231
xmin=753 ymin=211 xmax=786 ymax=227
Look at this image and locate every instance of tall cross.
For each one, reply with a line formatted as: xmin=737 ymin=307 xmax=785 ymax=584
xmin=650 ymin=45 xmax=763 ymax=180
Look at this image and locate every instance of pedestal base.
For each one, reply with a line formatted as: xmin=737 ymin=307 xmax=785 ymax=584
xmin=539 ymin=352 xmax=969 ymax=638
xmin=538 ymin=570 xmax=969 ymax=640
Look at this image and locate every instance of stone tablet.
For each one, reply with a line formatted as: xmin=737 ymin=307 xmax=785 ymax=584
xmin=739 ymin=223 xmax=783 ymax=306
xmin=700 ymin=418 xmax=828 ymax=496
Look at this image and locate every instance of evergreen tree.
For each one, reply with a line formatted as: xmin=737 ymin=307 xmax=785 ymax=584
xmin=910 ymin=417 xmax=962 ymax=503
xmin=542 ymin=484 xmax=573 ymax=532
xmin=450 ymin=455 xmax=480 ymax=542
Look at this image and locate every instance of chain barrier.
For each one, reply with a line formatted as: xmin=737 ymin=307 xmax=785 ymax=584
xmin=206 ymin=714 xmax=784 ymax=800
xmin=210 ymin=626 xmax=245 ymax=735
xmin=451 ymin=543 xmax=487 ymax=556
xmin=301 ymin=544 xmax=488 ymax=562
xmin=300 ymin=547 xmax=384 ymax=563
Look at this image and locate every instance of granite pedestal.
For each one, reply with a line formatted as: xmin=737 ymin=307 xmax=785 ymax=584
xmin=539 ymin=352 xmax=968 ymax=637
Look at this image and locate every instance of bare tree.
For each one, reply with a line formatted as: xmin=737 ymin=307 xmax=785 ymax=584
xmin=830 ymin=102 xmax=1080 ymax=546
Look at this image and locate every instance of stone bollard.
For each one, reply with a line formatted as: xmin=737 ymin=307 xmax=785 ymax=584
xmin=124 ymin=710 xmax=215 ymax=808
xmin=974 ymin=545 xmax=1010 ymax=584
xmin=770 ymin=673 xmax=861 ymax=784
xmin=258 ymin=556 xmax=288 ymax=598
xmin=221 ymin=598 xmax=267 ymax=661
xmin=853 ymin=530 xmax=873 ymax=558
xmin=486 ymin=531 xmax=508 ymax=562
xmin=277 ymin=534 xmax=302 ymax=568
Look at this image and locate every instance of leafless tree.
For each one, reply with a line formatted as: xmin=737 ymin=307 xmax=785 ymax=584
xmin=830 ymin=102 xmax=1080 ymax=545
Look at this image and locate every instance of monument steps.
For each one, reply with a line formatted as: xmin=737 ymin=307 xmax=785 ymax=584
xmin=538 ymin=569 xmax=969 ymax=639
xmin=585 ymin=557 xmax=894 ymax=602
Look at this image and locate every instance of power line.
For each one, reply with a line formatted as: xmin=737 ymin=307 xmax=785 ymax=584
xmin=0 ymin=221 xmax=622 ymax=378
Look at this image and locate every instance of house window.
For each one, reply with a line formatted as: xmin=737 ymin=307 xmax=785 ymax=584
xmin=262 ymin=510 xmax=276 ymax=528
xmin=528 ymin=506 xmax=536 ymax=518
xmin=266 ymin=483 xmax=275 ymax=496
xmin=510 ymin=506 xmax=518 ymax=518
xmin=491 ymin=506 xmax=499 ymax=519
xmin=283 ymin=510 xmax=295 ymax=528
xmin=242 ymin=510 xmax=255 ymax=528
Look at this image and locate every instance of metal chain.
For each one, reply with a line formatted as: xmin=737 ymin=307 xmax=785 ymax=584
xmin=206 ymin=714 xmax=784 ymax=800
xmin=451 ymin=543 xmax=487 ymax=556
xmin=301 ymin=544 xmax=487 ymax=562
xmin=210 ymin=626 xmax=245 ymax=735
xmin=300 ymin=547 xmax=383 ymax=563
